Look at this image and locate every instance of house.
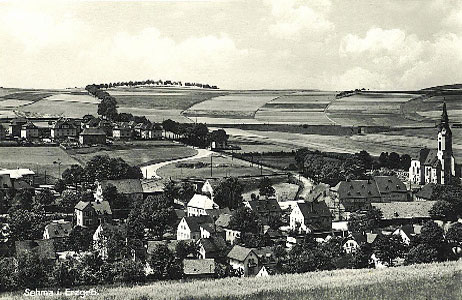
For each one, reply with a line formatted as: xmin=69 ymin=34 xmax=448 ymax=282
xmin=215 ymin=213 xmax=232 ymax=233
xmin=113 ymin=123 xmax=133 ymax=140
xmin=256 ymin=265 xmax=279 ymax=277
xmin=141 ymin=179 xmax=165 ymax=196
xmin=79 ymin=128 xmax=106 ymax=145
xmin=342 ymin=233 xmax=366 ymax=254
xmin=227 ymin=245 xmax=259 ymax=276
xmin=93 ymin=223 xmax=127 ymax=260
xmin=95 ymin=179 xmax=143 ymax=203
xmin=20 ymin=122 xmax=39 ymax=140
xmin=392 ymin=225 xmax=416 ymax=245
xmin=373 ymin=176 xmax=409 ymax=202
xmin=225 ymin=228 xmax=241 ymax=244
xmin=253 ymin=246 xmax=277 ymax=267
xmin=51 ymin=119 xmax=79 ymax=140
xmin=372 ymin=201 xmax=436 ymax=226
xmin=140 ymin=123 xmax=163 ymax=140
xmin=409 ymin=104 xmax=459 ymax=185
xmin=201 ymin=180 xmax=214 ymax=198
xmin=74 ymin=200 xmax=112 ymax=228
xmin=330 ymin=180 xmax=379 ymax=219
xmin=15 ymin=239 xmax=56 ymax=262
xmin=289 ymin=201 xmax=332 ymax=233
xmin=187 ymin=194 xmax=219 ymax=217
xmin=43 ymin=219 xmax=72 ymax=240
xmin=0 ymin=124 xmax=6 ymax=140
xmin=245 ymin=198 xmax=282 ymax=223
xmin=415 ymin=183 xmax=435 ymax=201
xmin=8 ymin=118 xmax=27 ymax=137
xmin=197 ymin=236 xmax=227 ymax=259
xmin=183 ymin=259 xmax=216 ymax=279
xmin=177 ymin=215 xmax=214 ymax=240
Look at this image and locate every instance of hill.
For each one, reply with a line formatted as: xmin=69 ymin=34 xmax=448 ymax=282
xmin=3 ymin=260 xmax=461 ymax=300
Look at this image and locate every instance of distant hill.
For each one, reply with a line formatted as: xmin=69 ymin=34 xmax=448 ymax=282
xmin=421 ymin=83 xmax=462 ymax=91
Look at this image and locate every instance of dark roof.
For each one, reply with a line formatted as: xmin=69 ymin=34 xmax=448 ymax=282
xmin=344 ymin=233 xmax=366 ymax=244
xmin=297 ymin=201 xmax=331 ymax=218
xmin=13 ymin=180 xmax=32 ymax=190
xmin=74 ymin=201 xmax=112 ymax=215
xmin=80 ymin=128 xmax=106 ymax=136
xmin=373 ymin=176 xmax=407 ymax=194
xmin=21 ymin=122 xmax=37 ymax=129
xmin=141 ymin=179 xmax=164 ymax=194
xmin=415 ymin=183 xmax=435 ymax=200
xmin=205 ymin=207 xmax=231 ymax=219
xmin=304 ymin=183 xmax=330 ymax=202
xmin=424 ymin=150 xmax=439 ymax=166
xmin=44 ymin=220 xmax=72 ymax=238
xmin=10 ymin=118 xmax=27 ymax=125
xmin=199 ymin=236 xmax=227 ymax=253
xmin=183 ymin=216 xmax=214 ymax=232
xmin=100 ymin=179 xmax=143 ymax=194
xmin=53 ymin=119 xmax=77 ymax=129
xmin=174 ymin=209 xmax=186 ymax=220
xmin=247 ymin=199 xmax=282 ymax=214
xmin=146 ymin=239 xmax=193 ymax=255
xmin=372 ymin=201 xmax=436 ymax=219
xmin=15 ymin=239 xmax=56 ymax=260
xmin=227 ymin=245 xmax=255 ymax=262
xmin=0 ymin=174 xmax=12 ymax=188
xmin=183 ymin=259 xmax=215 ymax=275
xmin=332 ymin=180 xmax=380 ymax=200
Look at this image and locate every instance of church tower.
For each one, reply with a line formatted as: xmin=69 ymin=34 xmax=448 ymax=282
xmin=437 ymin=103 xmax=455 ymax=184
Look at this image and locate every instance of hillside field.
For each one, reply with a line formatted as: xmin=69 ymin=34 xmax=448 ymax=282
xmin=2 ymin=261 xmax=461 ymax=300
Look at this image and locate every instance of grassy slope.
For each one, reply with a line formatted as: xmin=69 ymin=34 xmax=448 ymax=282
xmin=3 ymin=261 xmax=461 ymax=300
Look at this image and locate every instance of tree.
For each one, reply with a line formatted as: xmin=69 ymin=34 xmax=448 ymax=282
xmin=36 ymin=189 xmax=54 ymax=207
xmin=140 ymin=195 xmax=174 ymax=238
xmin=175 ymin=240 xmax=197 ymax=259
xmin=400 ymin=154 xmax=412 ymax=170
xmin=16 ymin=252 xmax=54 ymax=288
xmin=12 ymin=189 xmax=34 ymax=210
xmin=235 ymin=232 xmax=270 ymax=248
xmin=405 ymin=243 xmax=439 ymax=265
xmin=52 ymin=258 xmax=81 ymax=287
xmin=147 ymin=244 xmax=182 ymax=280
xmin=113 ymin=259 xmax=145 ymax=283
xmin=229 ymin=207 xmax=261 ymax=234
xmin=60 ymin=190 xmax=81 ymax=212
xmin=348 ymin=208 xmax=383 ymax=234
xmin=446 ymin=222 xmax=462 ymax=246
xmin=54 ymin=179 xmax=67 ymax=194
xmin=7 ymin=208 xmax=46 ymax=242
xmin=378 ymin=152 xmax=388 ymax=168
xmin=81 ymin=191 xmax=95 ymax=203
xmin=95 ymin=225 xmax=128 ymax=261
xmin=177 ymin=182 xmax=195 ymax=204
xmin=429 ymin=200 xmax=456 ymax=220
xmin=214 ymin=177 xmax=243 ymax=209
xmin=356 ymin=150 xmax=373 ymax=169
xmin=388 ymin=152 xmax=401 ymax=169
xmin=62 ymin=164 xmax=84 ymax=188
xmin=259 ymin=177 xmax=275 ymax=199
xmin=67 ymin=226 xmax=92 ymax=252
xmin=372 ymin=234 xmax=407 ymax=266
xmin=420 ymin=221 xmax=445 ymax=248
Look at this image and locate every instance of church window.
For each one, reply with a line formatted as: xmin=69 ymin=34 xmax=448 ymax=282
xmin=439 ymin=142 xmax=441 ymax=151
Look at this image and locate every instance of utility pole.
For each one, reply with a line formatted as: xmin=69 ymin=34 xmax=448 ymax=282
xmin=210 ymin=155 xmax=213 ymax=177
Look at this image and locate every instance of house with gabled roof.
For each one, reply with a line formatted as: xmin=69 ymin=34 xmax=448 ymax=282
xmin=187 ymin=194 xmax=219 ymax=217
xmin=256 ymin=265 xmax=279 ymax=277
xmin=371 ymin=201 xmax=435 ymax=226
xmin=79 ymin=128 xmax=106 ymax=145
xmin=95 ymin=179 xmax=143 ymax=203
xmin=74 ymin=200 xmax=112 ymax=228
xmin=20 ymin=122 xmax=39 ymax=140
xmin=392 ymin=225 xmax=416 ymax=245
xmin=373 ymin=176 xmax=409 ymax=202
xmin=113 ymin=122 xmax=133 ymax=140
xmin=245 ymin=198 xmax=282 ymax=224
xmin=197 ymin=235 xmax=227 ymax=259
xmin=342 ymin=233 xmax=366 ymax=254
xmin=51 ymin=118 xmax=79 ymax=140
xmin=43 ymin=219 xmax=72 ymax=240
xmin=415 ymin=183 xmax=435 ymax=201
xmin=290 ymin=201 xmax=332 ymax=233
xmin=227 ymin=245 xmax=259 ymax=276
xmin=9 ymin=118 xmax=27 ymax=137
xmin=177 ymin=215 xmax=214 ymax=240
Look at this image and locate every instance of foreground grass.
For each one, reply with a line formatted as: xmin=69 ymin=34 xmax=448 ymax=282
xmin=2 ymin=261 xmax=461 ymax=300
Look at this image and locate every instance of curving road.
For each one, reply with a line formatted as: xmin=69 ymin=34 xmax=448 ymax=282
xmin=140 ymin=148 xmax=212 ymax=179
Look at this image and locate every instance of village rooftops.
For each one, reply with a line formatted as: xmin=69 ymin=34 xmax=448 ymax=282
xmin=21 ymin=122 xmax=37 ymax=129
xmin=246 ymin=198 xmax=282 ymax=214
xmin=188 ymin=194 xmax=219 ymax=210
xmin=297 ymin=201 xmax=332 ymax=218
xmin=0 ymin=168 xmax=35 ymax=179
xmin=183 ymin=215 xmax=215 ymax=232
xmin=75 ymin=200 xmax=112 ymax=215
xmin=371 ymin=201 xmax=436 ymax=220
xmin=199 ymin=236 xmax=227 ymax=253
xmin=227 ymin=245 xmax=255 ymax=262
xmin=146 ymin=239 xmax=194 ymax=255
xmin=80 ymin=128 xmax=106 ymax=136
xmin=415 ymin=183 xmax=435 ymax=200
xmin=215 ymin=213 xmax=232 ymax=230
xmin=332 ymin=180 xmax=380 ymax=199
xmin=373 ymin=176 xmax=407 ymax=194
xmin=9 ymin=118 xmax=27 ymax=125
xmin=53 ymin=118 xmax=78 ymax=129
xmin=99 ymin=179 xmax=143 ymax=194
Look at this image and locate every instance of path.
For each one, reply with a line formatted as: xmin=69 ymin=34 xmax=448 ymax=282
xmin=140 ymin=148 xmax=213 ymax=179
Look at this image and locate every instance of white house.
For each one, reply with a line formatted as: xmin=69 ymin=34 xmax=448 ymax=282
xmin=177 ymin=216 xmax=214 ymax=240
xmin=289 ymin=201 xmax=332 ymax=233
xmin=187 ymin=194 xmax=219 ymax=217
xmin=227 ymin=245 xmax=259 ymax=277
xmin=342 ymin=233 xmax=366 ymax=254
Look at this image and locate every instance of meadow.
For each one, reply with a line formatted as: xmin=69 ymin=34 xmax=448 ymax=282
xmin=402 ymin=94 xmax=462 ymax=124
xmin=156 ymin=153 xmax=274 ymax=179
xmin=2 ymin=261 xmax=460 ymax=300
xmin=0 ymin=147 xmax=79 ymax=178
xmin=66 ymin=141 xmax=197 ymax=167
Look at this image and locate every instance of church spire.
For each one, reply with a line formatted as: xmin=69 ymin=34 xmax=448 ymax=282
xmin=441 ymin=102 xmax=449 ymax=124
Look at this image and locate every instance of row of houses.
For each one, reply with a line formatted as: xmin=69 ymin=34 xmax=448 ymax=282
xmin=0 ymin=117 xmax=163 ymax=144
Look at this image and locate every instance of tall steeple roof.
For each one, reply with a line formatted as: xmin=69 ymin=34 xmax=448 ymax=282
xmin=441 ymin=102 xmax=449 ymax=124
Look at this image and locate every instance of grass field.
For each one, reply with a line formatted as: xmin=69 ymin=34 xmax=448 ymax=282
xmin=2 ymin=261 xmax=460 ymax=300
xmin=66 ymin=141 xmax=197 ymax=167
xmin=402 ymin=94 xmax=462 ymax=124
xmin=0 ymin=147 xmax=80 ymax=178
xmin=156 ymin=153 xmax=274 ymax=179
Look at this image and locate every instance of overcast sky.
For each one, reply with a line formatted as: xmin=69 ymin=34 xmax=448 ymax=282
xmin=1 ymin=0 xmax=462 ymax=90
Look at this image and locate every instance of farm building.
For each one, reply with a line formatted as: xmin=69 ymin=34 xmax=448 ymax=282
xmin=177 ymin=215 xmax=214 ymax=240
xmin=20 ymin=122 xmax=39 ymax=140
xmin=140 ymin=123 xmax=163 ymax=140
xmin=227 ymin=245 xmax=259 ymax=277
xmin=187 ymin=194 xmax=219 ymax=217
xmin=371 ymin=201 xmax=436 ymax=226
xmin=0 ymin=168 xmax=35 ymax=185
xmin=95 ymin=179 xmax=143 ymax=202
xmin=245 ymin=198 xmax=282 ymax=224
xmin=79 ymin=128 xmax=106 ymax=145
xmin=289 ymin=201 xmax=332 ymax=233
xmin=409 ymin=104 xmax=459 ymax=185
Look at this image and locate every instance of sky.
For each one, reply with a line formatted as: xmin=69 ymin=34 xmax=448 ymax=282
xmin=1 ymin=0 xmax=462 ymax=90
